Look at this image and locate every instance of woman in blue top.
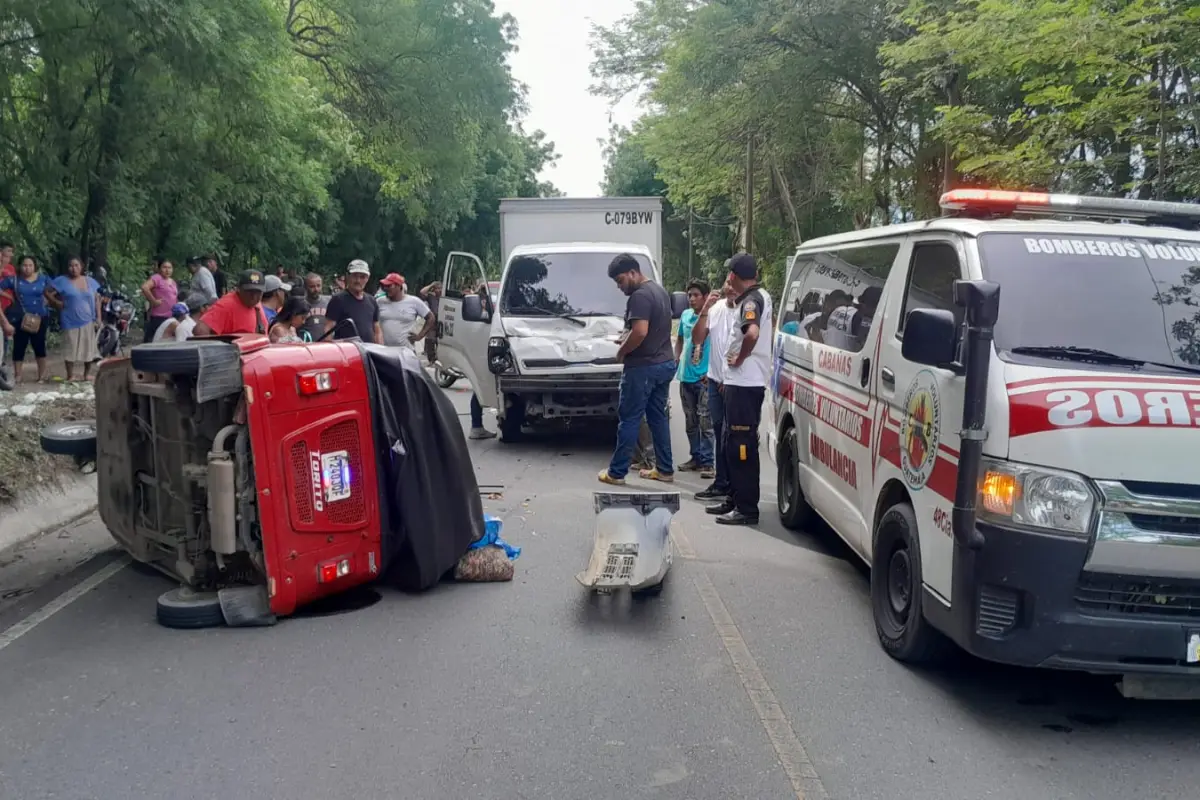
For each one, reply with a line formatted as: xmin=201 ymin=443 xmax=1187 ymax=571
xmin=0 ymin=255 xmax=52 ymax=383
xmin=46 ymin=256 xmax=102 ymax=381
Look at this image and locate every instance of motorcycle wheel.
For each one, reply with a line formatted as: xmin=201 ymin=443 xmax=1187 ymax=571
xmin=434 ymin=364 xmax=459 ymax=389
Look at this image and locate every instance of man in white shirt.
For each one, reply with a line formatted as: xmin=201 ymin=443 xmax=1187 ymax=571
xmin=706 ymin=253 xmax=773 ymax=526
xmin=691 ymin=273 xmax=737 ymax=502
xmin=376 ymin=273 xmax=434 ymax=350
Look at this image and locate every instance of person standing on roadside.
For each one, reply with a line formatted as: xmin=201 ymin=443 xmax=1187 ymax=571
xmin=0 ymin=240 xmax=15 ymax=375
xmin=0 ymin=255 xmax=52 ymax=383
xmin=675 ymin=278 xmax=715 ymax=477
xmin=261 ymin=275 xmax=291 ymax=324
xmin=185 ymin=256 xmax=218 ymax=308
xmin=46 ymin=256 xmax=103 ymax=382
xmin=325 ymin=259 xmax=382 ymax=343
xmin=192 ymin=270 xmax=269 ymax=336
xmin=206 ymin=255 xmax=227 ymax=297
xmin=141 ymin=259 xmax=178 ymax=342
xmin=705 ymin=254 xmax=773 ymax=526
xmin=692 ymin=273 xmax=738 ymax=503
xmin=598 ymin=253 xmax=676 ymax=486
xmin=377 ymin=273 xmax=434 ymax=351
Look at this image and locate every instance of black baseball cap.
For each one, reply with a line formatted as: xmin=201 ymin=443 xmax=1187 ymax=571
xmin=237 ymin=269 xmax=266 ymax=292
xmin=729 ymin=253 xmax=758 ymax=280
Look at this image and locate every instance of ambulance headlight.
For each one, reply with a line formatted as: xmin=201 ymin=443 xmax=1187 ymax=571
xmin=977 ymin=458 xmax=1097 ymax=537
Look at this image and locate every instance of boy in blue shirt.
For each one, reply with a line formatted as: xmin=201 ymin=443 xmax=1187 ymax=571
xmin=674 ymin=278 xmax=715 ymax=476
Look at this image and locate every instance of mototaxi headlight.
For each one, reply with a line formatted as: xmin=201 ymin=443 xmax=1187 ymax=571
xmin=977 ymin=458 xmax=1096 ymax=536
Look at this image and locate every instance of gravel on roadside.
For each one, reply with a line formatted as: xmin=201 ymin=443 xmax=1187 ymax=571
xmin=0 ymin=384 xmax=95 ymax=505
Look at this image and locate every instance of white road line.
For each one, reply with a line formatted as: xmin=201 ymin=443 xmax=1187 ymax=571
xmin=672 ymin=526 xmax=828 ymax=800
xmin=0 ymin=555 xmax=130 ymax=654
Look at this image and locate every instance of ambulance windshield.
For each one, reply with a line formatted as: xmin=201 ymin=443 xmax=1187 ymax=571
xmin=978 ymin=232 xmax=1200 ymax=368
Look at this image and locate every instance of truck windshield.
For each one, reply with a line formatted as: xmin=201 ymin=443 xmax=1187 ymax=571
xmin=978 ymin=232 xmax=1200 ymax=368
xmin=501 ymin=252 xmax=652 ymax=319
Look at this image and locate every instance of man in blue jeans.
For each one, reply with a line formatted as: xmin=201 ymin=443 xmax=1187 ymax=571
xmin=599 ymin=253 xmax=676 ymax=485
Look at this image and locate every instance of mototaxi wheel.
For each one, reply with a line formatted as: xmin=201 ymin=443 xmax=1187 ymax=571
xmin=156 ymin=587 xmax=226 ymax=629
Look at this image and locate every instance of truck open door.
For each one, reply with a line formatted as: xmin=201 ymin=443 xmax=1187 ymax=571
xmin=438 ymin=251 xmax=498 ymax=408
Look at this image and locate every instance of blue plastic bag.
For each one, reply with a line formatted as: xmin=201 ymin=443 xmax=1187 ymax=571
xmin=469 ymin=514 xmax=521 ymax=560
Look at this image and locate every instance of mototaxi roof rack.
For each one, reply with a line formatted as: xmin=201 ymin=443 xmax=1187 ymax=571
xmin=939 ymin=189 xmax=1200 ymax=231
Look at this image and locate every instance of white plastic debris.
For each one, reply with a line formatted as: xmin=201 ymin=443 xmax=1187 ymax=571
xmin=576 ymin=491 xmax=680 ymax=593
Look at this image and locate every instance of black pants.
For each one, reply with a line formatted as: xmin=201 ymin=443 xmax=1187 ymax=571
xmin=12 ymin=316 xmax=48 ymax=361
xmin=144 ymin=315 xmax=168 ymax=343
xmin=723 ymin=384 xmax=766 ymax=515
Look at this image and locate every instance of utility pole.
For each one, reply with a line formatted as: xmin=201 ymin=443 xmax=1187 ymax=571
xmin=687 ymin=207 xmax=694 ymax=276
xmin=744 ymin=135 xmax=755 ymax=254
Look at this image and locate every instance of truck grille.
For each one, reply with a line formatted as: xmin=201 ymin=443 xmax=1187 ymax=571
xmin=1076 ymin=574 xmax=1200 ymax=619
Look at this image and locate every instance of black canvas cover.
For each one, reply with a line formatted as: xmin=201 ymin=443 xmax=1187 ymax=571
xmin=358 ymin=344 xmax=484 ymax=590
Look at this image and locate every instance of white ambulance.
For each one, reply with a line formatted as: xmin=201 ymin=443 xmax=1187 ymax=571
xmin=771 ymin=189 xmax=1200 ymax=680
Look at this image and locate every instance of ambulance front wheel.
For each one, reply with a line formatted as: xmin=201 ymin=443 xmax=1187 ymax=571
xmin=776 ymin=427 xmax=813 ymax=531
xmin=871 ymin=502 xmax=951 ymax=665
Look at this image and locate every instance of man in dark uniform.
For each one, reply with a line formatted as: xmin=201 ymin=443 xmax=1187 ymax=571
xmin=706 ymin=253 xmax=773 ymax=526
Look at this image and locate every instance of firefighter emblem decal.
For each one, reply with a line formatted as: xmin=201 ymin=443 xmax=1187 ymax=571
xmin=899 ymin=370 xmax=941 ymax=490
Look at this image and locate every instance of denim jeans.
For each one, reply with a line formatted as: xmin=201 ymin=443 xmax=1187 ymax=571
xmin=679 ymin=380 xmax=714 ymax=466
xmin=708 ymin=379 xmax=731 ymax=493
xmin=470 ymin=394 xmax=484 ymax=428
xmin=607 ymin=360 xmax=676 ymax=479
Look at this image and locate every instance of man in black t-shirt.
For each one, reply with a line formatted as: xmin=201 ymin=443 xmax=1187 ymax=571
xmin=325 ymin=259 xmax=381 ymax=343
xmin=598 ymin=253 xmax=677 ymax=486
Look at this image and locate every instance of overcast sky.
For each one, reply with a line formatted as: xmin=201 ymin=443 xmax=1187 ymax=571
xmin=492 ymin=0 xmax=641 ymax=197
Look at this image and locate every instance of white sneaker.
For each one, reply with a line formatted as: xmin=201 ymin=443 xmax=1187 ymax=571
xmin=469 ymin=427 xmax=497 ymax=440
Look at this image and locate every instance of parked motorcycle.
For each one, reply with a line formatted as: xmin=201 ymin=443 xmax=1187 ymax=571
xmin=97 ymin=285 xmax=136 ymax=358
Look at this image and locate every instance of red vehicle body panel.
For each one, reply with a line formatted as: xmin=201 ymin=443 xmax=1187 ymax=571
xmin=237 ymin=337 xmax=383 ymax=616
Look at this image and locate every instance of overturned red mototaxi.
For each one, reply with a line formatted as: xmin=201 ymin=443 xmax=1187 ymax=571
xmin=89 ymin=334 xmax=484 ymax=627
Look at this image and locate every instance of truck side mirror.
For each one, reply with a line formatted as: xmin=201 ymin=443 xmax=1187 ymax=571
xmin=670 ymin=292 xmax=688 ymax=320
xmin=461 ymin=294 xmax=486 ymax=323
xmin=901 ymin=308 xmax=959 ymax=369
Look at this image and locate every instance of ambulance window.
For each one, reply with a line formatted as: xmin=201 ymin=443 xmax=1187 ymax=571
xmin=778 ymin=278 xmax=809 ymax=334
xmin=899 ymin=242 xmax=963 ymax=334
xmin=803 ymin=243 xmax=898 ymax=353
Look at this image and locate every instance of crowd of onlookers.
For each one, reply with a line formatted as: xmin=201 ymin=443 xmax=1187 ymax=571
xmin=1 ymin=243 xmax=450 ymax=385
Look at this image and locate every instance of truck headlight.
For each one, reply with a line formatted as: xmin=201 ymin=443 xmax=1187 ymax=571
xmin=487 ymin=337 xmax=515 ymax=375
xmin=977 ymin=458 xmax=1097 ymax=537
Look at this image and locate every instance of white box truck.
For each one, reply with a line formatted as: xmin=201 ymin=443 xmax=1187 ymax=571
xmin=436 ymin=196 xmax=683 ymax=442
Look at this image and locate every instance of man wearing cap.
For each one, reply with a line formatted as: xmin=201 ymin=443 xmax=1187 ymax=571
xmin=324 ymin=259 xmax=381 ymax=343
xmin=377 ymin=272 xmax=435 ymax=351
xmin=705 ymin=253 xmax=773 ymax=526
xmin=192 ymin=270 xmax=269 ymax=336
xmin=598 ymin=253 xmax=676 ymax=486
xmin=152 ymin=302 xmax=195 ymax=342
xmin=262 ymin=275 xmax=291 ymax=324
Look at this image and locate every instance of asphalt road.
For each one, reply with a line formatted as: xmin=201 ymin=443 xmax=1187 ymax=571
xmin=1 ymin=380 xmax=1198 ymax=800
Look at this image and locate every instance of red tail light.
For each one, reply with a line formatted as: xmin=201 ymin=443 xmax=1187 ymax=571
xmin=297 ymin=370 xmax=338 ymax=396
xmin=318 ymin=558 xmax=352 ymax=583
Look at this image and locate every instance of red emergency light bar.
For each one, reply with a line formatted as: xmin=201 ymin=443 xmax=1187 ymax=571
xmin=940 ymin=189 xmax=1200 ymax=229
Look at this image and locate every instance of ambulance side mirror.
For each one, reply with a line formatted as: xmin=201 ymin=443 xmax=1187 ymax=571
xmin=901 ymin=308 xmax=960 ymax=370
xmin=670 ymin=292 xmax=689 ymax=320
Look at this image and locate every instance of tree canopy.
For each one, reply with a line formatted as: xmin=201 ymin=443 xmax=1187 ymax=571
xmin=0 ymin=0 xmax=559 ymax=285
xmin=593 ymin=0 xmax=1200 ymax=292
